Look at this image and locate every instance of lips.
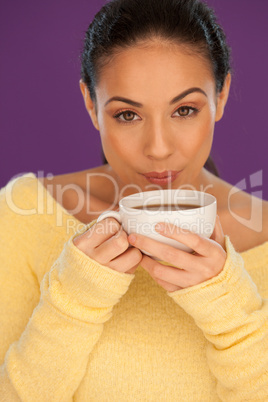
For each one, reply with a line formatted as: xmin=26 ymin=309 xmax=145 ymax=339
xmin=142 ymin=171 xmax=179 ymax=179
xmin=141 ymin=170 xmax=182 ymax=185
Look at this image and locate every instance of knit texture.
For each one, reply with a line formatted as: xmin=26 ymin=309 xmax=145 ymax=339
xmin=0 ymin=173 xmax=267 ymax=401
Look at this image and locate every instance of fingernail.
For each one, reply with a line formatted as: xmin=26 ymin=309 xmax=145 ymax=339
xmin=128 ymin=234 xmax=136 ymax=244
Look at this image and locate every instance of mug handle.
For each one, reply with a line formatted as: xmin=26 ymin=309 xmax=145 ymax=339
xmin=97 ymin=210 xmax=122 ymax=224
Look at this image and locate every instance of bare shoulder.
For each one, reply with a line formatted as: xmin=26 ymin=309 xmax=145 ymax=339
xmin=211 ymin=175 xmax=268 ymax=252
xmin=40 ymin=166 xmax=116 ymax=223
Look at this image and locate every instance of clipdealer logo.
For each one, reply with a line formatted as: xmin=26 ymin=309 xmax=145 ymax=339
xmin=4 ymin=170 xmax=265 ymax=233
xmin=228 ymin=170 xmax=263 ymax=232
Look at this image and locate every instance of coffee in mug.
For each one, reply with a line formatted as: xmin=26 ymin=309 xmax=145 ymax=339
xmin=132 ymin=203 xmax=201 ymax=211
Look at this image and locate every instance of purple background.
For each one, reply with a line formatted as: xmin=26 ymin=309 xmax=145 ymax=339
xmin=0 ymin=0 xmax=267 ymax=199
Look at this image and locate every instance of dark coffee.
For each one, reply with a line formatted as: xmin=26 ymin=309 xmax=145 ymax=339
xmin=133 ymin=203 xmax=201 ymax=211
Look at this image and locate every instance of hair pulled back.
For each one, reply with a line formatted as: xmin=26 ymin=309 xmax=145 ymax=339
xmin=81 ymin=0 xmax=232 ymax=177
xmin=81 ymin=0 xmax=231 ymax=104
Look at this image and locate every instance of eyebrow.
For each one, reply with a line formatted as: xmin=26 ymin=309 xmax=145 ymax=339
xmin=104 ymin=87 xmax=207 ymax=108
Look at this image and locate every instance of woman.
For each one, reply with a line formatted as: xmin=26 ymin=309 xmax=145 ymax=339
xmin=0 ymin=0 xmax=267 ymax=400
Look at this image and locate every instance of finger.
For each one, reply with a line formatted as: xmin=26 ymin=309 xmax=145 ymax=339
xmin=154 ymin=223 xmax=213 ymax=256
xmin=107 ymin=247 xmax=143 ymax=273
xmin=210 ymin=215 xmax=225 ymax=249
xmin=153 ymin=277 xmax=181 ymax=292
xmin=77 ymin=218 xmax=122 ymax=249
xmin=92 ymin=231 xmax=129 ymax=264
xmin=128 ymin=233 xmax=197 ymax=270
xmin=141 ymin=256 xmax=181 ymax=291
xmin=141 ymin=255 xmax=193 ymax=289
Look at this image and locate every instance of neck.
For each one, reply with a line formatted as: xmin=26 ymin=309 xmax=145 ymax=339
xmin=183 ymin=168 xmax=219 ymax=195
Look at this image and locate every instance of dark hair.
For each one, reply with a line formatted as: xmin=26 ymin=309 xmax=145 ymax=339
xmin=81 ymin=0 xmax=232 ymax=176
xmin=81 ymin=0 xmax=231 ymax=102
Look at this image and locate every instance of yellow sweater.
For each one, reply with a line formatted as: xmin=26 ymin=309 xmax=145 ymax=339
xmin=0 ymin=173 xmax=267 ymax=401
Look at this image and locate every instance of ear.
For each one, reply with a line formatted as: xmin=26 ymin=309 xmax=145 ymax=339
xmin=215 ymin=73 xmax=231 ymax=122
xmin=79 ymin=79 xmax=99 ymax=130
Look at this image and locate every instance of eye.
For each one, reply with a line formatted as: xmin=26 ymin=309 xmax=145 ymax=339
xmin=173 ymin=106 xmax=198 ymax=118
xmin=113 ymin=110 xmax=141 ymax=123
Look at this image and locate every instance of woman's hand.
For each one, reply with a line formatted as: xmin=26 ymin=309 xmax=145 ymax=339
xmin=128 ymin=216 xmax=227 ymax=292
xmin=73 ymin=218 xmax=142 ymax=274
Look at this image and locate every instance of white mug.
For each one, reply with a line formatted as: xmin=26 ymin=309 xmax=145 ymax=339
xmin=97 ymin=189 xmax=217 ymax=256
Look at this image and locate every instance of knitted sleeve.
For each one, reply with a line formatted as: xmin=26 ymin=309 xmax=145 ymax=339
xmin=0 ymin=183 xmax=134 ymax=401
xmin=168 ymin=236 xmax=268 ymax=401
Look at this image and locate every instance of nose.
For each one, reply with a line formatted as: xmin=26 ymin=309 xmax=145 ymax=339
xmin=143 ymin=120 xmax=175 ymax=160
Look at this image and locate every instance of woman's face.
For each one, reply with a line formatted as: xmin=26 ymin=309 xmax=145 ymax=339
xmin=82 ymin=41 xmax=230 ymax=194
